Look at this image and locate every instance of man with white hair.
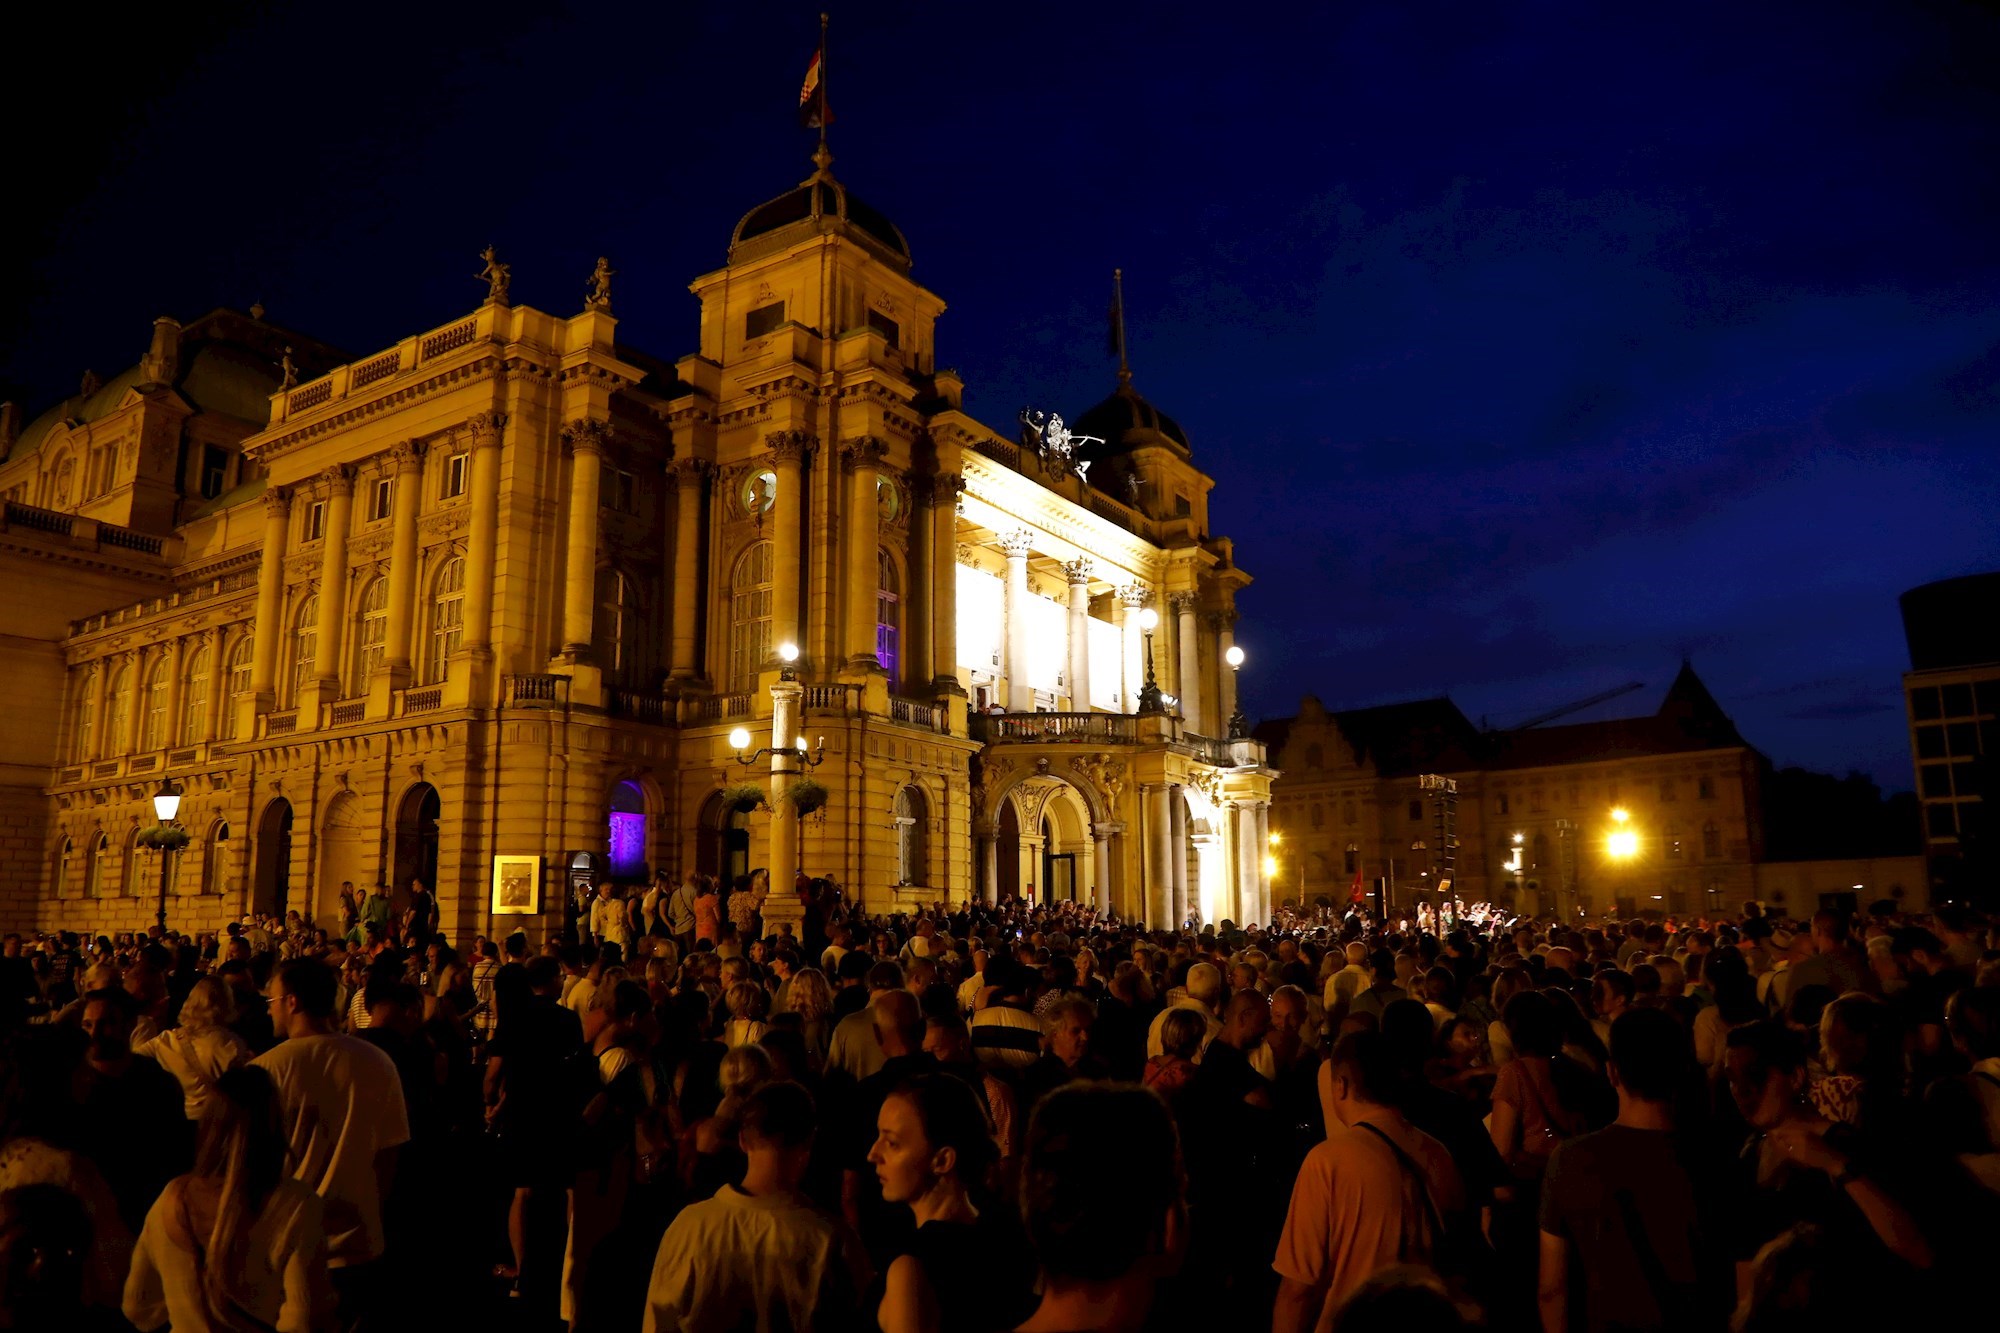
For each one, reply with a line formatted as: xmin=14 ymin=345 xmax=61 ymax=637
xmin=1324 ymin=941 xmax=1371 ymax=1015
xmin=1146 ymin=961 xmax=1223 ymax=1063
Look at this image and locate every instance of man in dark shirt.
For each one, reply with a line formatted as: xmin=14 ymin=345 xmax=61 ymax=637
xmin=72 ymin=987 xmax=189 ymax=1232
xmin=484 ymin=956 xmax=585 ymax=1292
xmin=1538 ymin=1007 xmax=1727 ymax=1333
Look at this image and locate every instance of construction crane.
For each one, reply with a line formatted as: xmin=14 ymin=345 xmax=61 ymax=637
xmin=1499 ymin=681 xmax=1645 ymax=732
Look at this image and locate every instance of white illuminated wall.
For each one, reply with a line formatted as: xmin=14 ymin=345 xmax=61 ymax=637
xmin=956 ymin=565 xmax=1003 ymax=672
xmin=1027 ymin=595 xmax=1066 ymax=692
xmin=1088 ymin=617 xmax=1122 ymax=710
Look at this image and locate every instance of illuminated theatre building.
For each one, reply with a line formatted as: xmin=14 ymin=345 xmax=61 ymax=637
xmin=0 ymin=150 xmax=1275 ymax=940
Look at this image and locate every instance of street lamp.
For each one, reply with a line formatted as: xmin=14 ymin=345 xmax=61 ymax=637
xmin=150 ymin=777 xmax=184 ymax=934
xmin=1606 ymin=808 xmax=1639 ymax=861
xmin=776 ymin=640 xmax=800 ymax=682
xmin=729 ymin=726 xmax=825 ymax=768
xmin=1224 ymin=644 xmax=1248 ymax=739
xmin=1136 ymin=607 xmax=1164 ymax=713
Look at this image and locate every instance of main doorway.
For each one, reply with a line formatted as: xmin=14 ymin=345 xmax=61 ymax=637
xmin=251 ymin=798 xmax=293 ymax=919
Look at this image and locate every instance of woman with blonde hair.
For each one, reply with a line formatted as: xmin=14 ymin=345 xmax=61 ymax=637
xmin=721 ymin=980 xmax=769 ymax=1047
xmin=784 ymin=967 xmax=836 ymax=1064
xmin=123 ymin=1066 xmax=334 ymax=1332
xmin=134 ymin=978 xmax=251 ymax=1121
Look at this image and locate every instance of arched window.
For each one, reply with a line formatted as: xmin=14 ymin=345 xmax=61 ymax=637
xmin=351 ymin=578 xmax=388 ymax=695
xmin=729 ymin=541 xmax=774 ymax=692
xmin=204 ymin=820 xmax=230 ymax=896
xmin=288 ymin=593 xmax=318 ymax=707
xmin=104 ymin=664 xmax=131 ymax=754
xmin=51 ymin=455 xmax=74 ymax=507
xmin=219 ymin=636 xmax=252 ymax=740
xmin=425 ymin=557 xmax=465 ymax=685
xmin=85 ymin=832 xmax=109 ymax=898
xmin=53 ymin=838 xmax=73 ymax=899
xmin=1702 ymin=822 xmax=1721 ymax=859
xmin=596 ymin=569 xmax=640 ymax=686
xmin=71 ymin=669 xmax=96 ymax=763
xmin=876 ymin=551 xmax=901 ymax=679
xmin=139 ymin=657 xmax=170 ymax=751
xmin=182 ymin=642 xmax=211 ymax=744
xmin=894 ymin=786 xmax=928 ymax=886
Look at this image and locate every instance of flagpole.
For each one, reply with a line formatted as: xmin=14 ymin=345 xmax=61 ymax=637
xmin=818 ymin=12 xmax=830 ymax=150
xmin=1112 ymin=268 xmax=1130 ymax=385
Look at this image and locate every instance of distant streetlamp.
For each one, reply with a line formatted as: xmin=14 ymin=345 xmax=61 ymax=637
xmin=1224 ymin=644 xmax=1248 ymax=739
xmin=1136 ymin=608 xmax=1164 ymax=713
xmin=150 ymin=777 xmax=184 ymax=933
xmin=1606 ymin=807 xmax=1640 ymax=861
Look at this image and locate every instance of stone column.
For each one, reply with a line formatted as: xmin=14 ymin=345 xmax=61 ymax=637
xmin=1001 ymin=529 xmax=1034 ymax=712
xmin=1064 ymin=558 xmax=1092 ymax=712
xmin=381 ymin=440 xmax=427 ymax=681
xmin=767 ymin=679 xmax=803 ymax=904
xmin=87 ymin=660 xmax=110 ymax=759
xmin=768 ymin=431 xmax=809 ymax=658
xmin=1145 ymin=783 xmax=1171 ymax=929
xmin=122 ymin=651 xmax=146 ymax=754
xmin=905 ymin=474 xmax=933 ymax=690
xmin=463 ymin=412 xmax=504 ymax=652
xmin=1215 ymin=612 xmax=1238 ymax=734
xmin=930 ymin=474 xmax=964 ymax=693
xmin=978 ymin=825 xmax=999 ymax=907
xmin=1168 ymin=784 xmax=1189 ymax=927
xmin=668 ymin=457 xmax=709 ymax=680
xmin=201 ymin=627 xmax=226 ymax=742
xmin=1092 ymin=825 xmax=1115 ymax=915
xmin=161 ymin=638 xmax=187 ymax=749
xmin=312 ymin=466 xmax=356 ymax=694
xmin=1234 ymin=803 xmax=1259 ymax=925
xmin=1171 ymin=592 xmax=1201 ymax=733
xmin=560 ymin=418 xmax=607 ymax=657
xmin=843 ymin=438 xmax=885 ymax=669
xmin=248 ymin=488 xmax=291 ymax=706
xmin=1255 ymin=802 xmax=1272 ymax=922
xmin=1119 ymin=585 xmax=1147 ymax=715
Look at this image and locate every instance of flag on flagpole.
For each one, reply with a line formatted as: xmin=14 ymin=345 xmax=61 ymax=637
xmin=1348 ymin=863 xmax=1366 ymax=904
xmin=799 ymin=45 xmax=832 ymax=129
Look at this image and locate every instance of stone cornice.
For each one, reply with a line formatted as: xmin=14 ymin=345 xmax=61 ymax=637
xmin=244 ymin=355 xmax=511 ymax=463
xmin=961 ymin=452 xmax=1164 ymax=582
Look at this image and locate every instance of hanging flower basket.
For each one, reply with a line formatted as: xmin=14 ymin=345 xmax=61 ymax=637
xmin=719 ymin=782 xmax=767 ymax=814
xmin=782 ymin=778 xmax=829 ymax=818
xmin=137 ymin=825 xmax=191 ymax=852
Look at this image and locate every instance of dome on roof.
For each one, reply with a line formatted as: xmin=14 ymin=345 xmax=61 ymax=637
xmin=728 ymin=148 xmax=910 ymax=269
xmin=1071 ymin=380 xmax=1191 ymax=462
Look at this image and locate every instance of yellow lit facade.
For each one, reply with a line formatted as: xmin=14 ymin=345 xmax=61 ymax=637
xmin=0 ymin=152 xmax=1273 ymax=940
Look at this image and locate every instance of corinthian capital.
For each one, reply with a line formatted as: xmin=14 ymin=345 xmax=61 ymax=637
xmin=1118 ymin=583 xmax=1150 ymax=610
xmin=765 ymin=429 xmax=814 ymax=465
xmin=389 ymin=439 xmax=429 ymax=473
xmin=669 ymin=456 xmax=712 ymax=481
xmin=932 ymin=472 xmax=966 ymax=502
xmin=1168 ymin=591 xmax=1198 ymax=615
xmin=1064 ymin=557 xmax=1094 ymax=586
xmin=261 ymin=486 xmax=292 ymax=518
xmin=466 ymin=410 xmax=508 ymax=441
xmin=840 ymin=435 xmax=888 ymax=471
xmin=563 ymin=417 xmax=611 ymax=455
xmin=999 ymin=529 xmax=1035 ymax=560
xmin=320 ymin=463 xmax=356 ymax=494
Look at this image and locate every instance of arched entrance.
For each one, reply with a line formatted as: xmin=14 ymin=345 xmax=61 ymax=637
xmin=392 ymin=783 xmax=440 ymax=908
xmin=251 ymin=799 xmax=293 ymax=919
xmin=316 ymin=792 xmax=368 ymax=930
xmin=608 ymin=780 xmax=648 ymax=880
xmin=1040 ymin=785 xmax=1092 ymax=904
xmin=994 ymin=778 xmax=1097 ymax=906
xmin=995 ymin=797 xmax=1022 ymax=902
xmin=696 ymin=791 xmax=751 ymax=888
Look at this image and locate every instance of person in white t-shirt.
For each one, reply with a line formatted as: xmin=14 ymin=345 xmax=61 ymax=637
xmin=253 ymin=957 xmax=410 ymax=1321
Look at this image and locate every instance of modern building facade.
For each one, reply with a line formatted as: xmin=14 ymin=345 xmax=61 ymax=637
xmin=0 ymin=148 xmax=1273 ymax=941
xmin=1900 ymin=572 xmax=1999 ymax=900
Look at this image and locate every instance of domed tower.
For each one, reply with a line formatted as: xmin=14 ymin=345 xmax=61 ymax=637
xmin=1069 ymin=271 xmax=1212 ymax=532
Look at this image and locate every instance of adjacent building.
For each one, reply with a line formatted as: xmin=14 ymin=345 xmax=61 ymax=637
xmin=0 ymin=148 xmax=1273 ymax=940
xmin=1901 ymin=572 xmax=1999 ymax=900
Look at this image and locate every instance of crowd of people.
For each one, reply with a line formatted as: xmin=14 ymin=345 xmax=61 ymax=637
xmin=2 ymin=868 xmax=1997 ymax=1333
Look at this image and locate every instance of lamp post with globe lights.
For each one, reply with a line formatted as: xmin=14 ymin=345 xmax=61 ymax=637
xmin=148 ymin=776 xmax=185 ymax=934
xmin=1136 ymin=608 xmax=1164 ymax=714
xmin=1224 ymin=644 xmax=1248 ymax=738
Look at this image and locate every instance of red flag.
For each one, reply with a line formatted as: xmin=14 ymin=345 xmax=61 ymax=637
xmin=799 ymin=48 xmax=832 ymax=129
xmin=1348 ymin=864 xmax=1366 ymax=904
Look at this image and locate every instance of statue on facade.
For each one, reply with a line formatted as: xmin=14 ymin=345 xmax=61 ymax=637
xmin=477 ymin=246 xmax=512 ymax=306
xmin=279 ymin=348 xmax=297 ymax=389
xmin=585 ymin=256 xmax=615 ymax=312
xmin=1018 ymin=407 xmax=1100 ymax=483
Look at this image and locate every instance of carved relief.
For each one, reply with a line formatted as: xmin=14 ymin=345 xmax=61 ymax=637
xmin=1071 ymin=753 xmax=1128 ymax=809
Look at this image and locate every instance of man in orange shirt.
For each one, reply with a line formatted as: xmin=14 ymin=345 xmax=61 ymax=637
xmin=1272 ymin=1030 xmax=1465 ymax=1333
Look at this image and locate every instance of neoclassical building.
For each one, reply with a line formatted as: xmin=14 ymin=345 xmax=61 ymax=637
xmin=0 ymin=148 xmax=1273 ymax=941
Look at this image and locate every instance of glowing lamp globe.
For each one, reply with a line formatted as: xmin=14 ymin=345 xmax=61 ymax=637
xmin=1225 ymin=645 xmax=1246 ymax=669
xmin=728 ymin=727 xmax=752 ymax=751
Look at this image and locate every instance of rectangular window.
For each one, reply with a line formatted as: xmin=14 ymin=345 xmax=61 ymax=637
xmin=1920 ymin=763 xmax=1952 ymax=799
xmin=1909 ymin=687 xmax=1941 ymax=720
xmin=1945 ymin=721 xmax=1978 ymax=756
xmin=305 ymin=501 xmax=326 ymax=542
xmin=445 ymin=453 xmax=468 ymax=499
xmin=866 ymin=309 xmax=901 ymax=349
xmin=1926 ymin=803 xmax=1958 ymax=838
xmin=1698 ymin=775 xmax=1716 ymax=800
xmin=1941 ymin=683 xmax=1975 ymax=717
xmin=745 ymin=301 xmax=785 ymax=340
xmin=600 ymin=462 xmax=635 ymax=514
xmin=1174 ymin=493 xmax=1193 ymax=518
xmin=1407 ymin=799 xmax=1423 ymax=822
xmin=199 ymin=445 xmax=228 ymax=500
xmin=370 ymin=478 xmax=393 ymax=522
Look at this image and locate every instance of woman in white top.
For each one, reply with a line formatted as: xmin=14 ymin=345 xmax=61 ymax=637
xmin=721 ymin=979 xmax=770 ymax=1048
xmin=134 ymin=978 xmax=252 ymax=1120
xmin=123 ymin=1065 xmax=335 ymax=1333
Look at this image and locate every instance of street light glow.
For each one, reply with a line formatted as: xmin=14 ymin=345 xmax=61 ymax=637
xmin=777 ymin=641 xmax=799 ymax=663
xmin=152 ymin=778 xmax=183 ymax=823
xmin=1267 ymin=831 xmax=1281 ymax=847
xmin=1511 ymin=832 xmax=1525 ymax=844
xmin=1607 ymin=829 xmax=1639 ymax=859
xmin=1225 ymin=645 xmax=1245 ymax=668
xmin=1610 ymin=806 xmax=1630 ymax=824
xmin=1137 ymin=607 xmax=1158 ymax=632
xmin=728 ymin=726 xmax=751 ymax=751
xmin=1262 ymin=855 xmax=1278 ymax=878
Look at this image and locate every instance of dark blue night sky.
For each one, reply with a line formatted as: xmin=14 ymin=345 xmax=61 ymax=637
xmin=5 ymin=1 xmax=1997 ymax=790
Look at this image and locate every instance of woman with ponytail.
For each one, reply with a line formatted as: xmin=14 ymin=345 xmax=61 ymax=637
xmin=122 ymin=1065 xmax=334 ymax=1332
